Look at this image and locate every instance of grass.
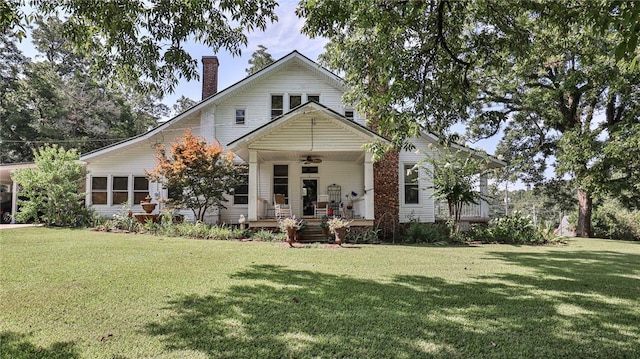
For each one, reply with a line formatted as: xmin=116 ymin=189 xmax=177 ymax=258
xmin=1 ymin=228 xmax=639 ymax=358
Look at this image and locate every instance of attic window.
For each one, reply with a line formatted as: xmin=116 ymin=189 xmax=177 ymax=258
xmin=290 ymin=95 xmax=301 ymax=109
xmin=235 ymin=109 xmax=246 ymax=125
xmin=307 ymin=94 xmax=320 ymax=103
xmin=344 ymin=110 xmax=355 ymax=121
xmin=271 ymin=95 xmax=283 ymax=119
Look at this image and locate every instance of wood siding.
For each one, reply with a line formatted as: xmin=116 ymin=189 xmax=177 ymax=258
xmin=398 ymin=138 xmax=436 ymax=223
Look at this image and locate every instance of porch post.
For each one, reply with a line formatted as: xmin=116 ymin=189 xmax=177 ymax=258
xmin=479 ymin=174 xmax=488 ymax=219
xmin=11 ymin=179 xmax=18 ymax=224
xmin=364 ymin=152 xmax=374 ymax=220
xmin=248 ymin=150 xmax=259 ymax=222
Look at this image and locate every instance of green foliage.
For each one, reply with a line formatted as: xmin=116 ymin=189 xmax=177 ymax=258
xmin=467 ymin=212 xmax=547 ymax=245
xmin=418 ymin=146 xmax=493 ymax=223
xmin=251 ymin=229 xmax=281 ymax=242
xmin=345 ymin=227 xmax=381 ymax=244
xmin=104 ymin=202 xmax=139 ymax=232
xmin=1 ymin=19 xmax=166 ymax=163
xmin=11 ymin=144 xmax=86 ymax=226
xmin=402 ymin=221 xmax=452 ymax=244
xmin=4 ymin=0 xmax=278 ymax=95
xmin=246 ymin=44 xmax=275 ymax=75
xmin=298 ymin=0 xmax=639 ymax=239
xmin=592 ymin=199 xmax=640 ymax=241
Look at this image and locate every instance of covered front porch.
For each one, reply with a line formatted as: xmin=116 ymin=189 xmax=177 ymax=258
xmin=227 ymin=101 xmax=388 ymax=228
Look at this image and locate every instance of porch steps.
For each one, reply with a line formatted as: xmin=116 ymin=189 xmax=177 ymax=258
xmin=300 ymin=225 xmax=331 ymax=243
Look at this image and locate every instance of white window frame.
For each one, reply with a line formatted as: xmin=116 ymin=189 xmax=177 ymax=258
xmin=271 ymin=94 xmax=283 ymax=119
xmin=235 ymin=108 xmax=246 ymax=125
xmin=402 ymin=163 xmax=420 ymax=205
xmin=344 ymin=109 xmax=355 ymax=121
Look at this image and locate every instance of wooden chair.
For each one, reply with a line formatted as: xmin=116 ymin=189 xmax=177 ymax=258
xmin=314 ymin=194 xmax=329 ymax=218
xmin=274 ymin=194 xmax=291 ymax=218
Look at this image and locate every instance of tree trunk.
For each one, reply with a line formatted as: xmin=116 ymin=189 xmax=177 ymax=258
xmin=576 ymin=189 xmax=592 ymax=238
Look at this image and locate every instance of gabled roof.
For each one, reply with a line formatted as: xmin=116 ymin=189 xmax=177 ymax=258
xmin=227 ymin=101 xmax=390 ymax=161
xmin=420 ymin=132 xmax=507 ymax=168
xmin=81 ymin=51 xmax=345 ymax=161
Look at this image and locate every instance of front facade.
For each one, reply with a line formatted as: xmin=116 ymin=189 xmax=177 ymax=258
xmin=80 ymin=51 xmax=503 ymax=228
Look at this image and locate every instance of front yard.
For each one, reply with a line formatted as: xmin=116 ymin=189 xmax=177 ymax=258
xmin=1 ymin=228 xmax=639 ymax=358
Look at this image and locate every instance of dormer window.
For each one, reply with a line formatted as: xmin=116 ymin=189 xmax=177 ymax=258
xmin=290 ymin=95 xmax=302 ymax=109
xmin=271 ymin=95 xmax=283 ymax=119
xmin=344 ymin=110 xmax=355 ymax=121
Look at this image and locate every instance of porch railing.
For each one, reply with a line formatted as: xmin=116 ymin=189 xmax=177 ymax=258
xmin=435 ymin=200 xmax=481 ymax=219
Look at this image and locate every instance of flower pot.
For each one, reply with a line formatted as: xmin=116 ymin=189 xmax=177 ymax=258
xmin=334 ymin=228 xmax=346 ymax=246
xmin=285 ymin=227 xmax=297 ymax=247
xmin=141 ymin=202 xmax=157 ymax=214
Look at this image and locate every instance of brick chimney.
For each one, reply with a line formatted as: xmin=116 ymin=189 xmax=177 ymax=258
xmin=201 ymin=56 xmax=219 ymax=100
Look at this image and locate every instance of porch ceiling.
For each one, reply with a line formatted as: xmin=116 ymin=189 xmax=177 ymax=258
xmin=257 ymin=150 xmax=364 ymax=163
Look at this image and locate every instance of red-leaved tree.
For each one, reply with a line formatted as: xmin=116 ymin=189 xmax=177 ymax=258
xmin=147 ymin=130 xmax=245 ymax=222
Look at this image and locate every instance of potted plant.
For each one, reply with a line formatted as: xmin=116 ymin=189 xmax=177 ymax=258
xmin=328 ymin=217 xmax=352 ymax=245
xmin=278 ymin=216 xmax=304 ymax=247
xmin=320 ymin=215 xmax=330 ymax=238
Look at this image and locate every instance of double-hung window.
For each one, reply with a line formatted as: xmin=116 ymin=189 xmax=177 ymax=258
xmin=233 ymin=168 xmax=249 ymax=205
xmin=273 ymin=165 xmax=288 ymax=203
xmin=271 ymin=95 xmax=283 ymax=119
xmin=404 ymin=164 xmax=419 ymax=204
xmin=91 ymin=177 xmax=108 ymax=205
xmin=235 ymin=109 xmax=246 ymax=125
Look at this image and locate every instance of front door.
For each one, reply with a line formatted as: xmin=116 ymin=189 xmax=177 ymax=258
xmin=302 ymin=179 xmax=318 ymax=216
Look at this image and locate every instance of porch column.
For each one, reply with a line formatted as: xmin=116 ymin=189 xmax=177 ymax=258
xmin=248 ymin=150 xmax=259 ymax=222
xmin=11 ymin=179 xmax=18 ymax=224
xmin=479 ymin=174 xmax=488 ymax=219
xmin=364 ymin=152 xmax=374 ymax=220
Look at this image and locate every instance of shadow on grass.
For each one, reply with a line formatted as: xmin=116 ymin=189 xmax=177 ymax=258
xmin=146 ymin=252 xmax=640 ymax=358
xmin=0 ymin=331 xmax=79 ymax=359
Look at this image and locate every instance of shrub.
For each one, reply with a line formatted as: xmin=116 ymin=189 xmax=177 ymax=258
xmin=11 ymin=145 xmax=86 ymax=226
xmin=402 ymin=221 xmax=452 ymax=243
xmin=467 ymin=211 xmax=545 ymax=244
xmin=345 ymin=227 xmax=381 ymax=244
xmin=251 ymin=229 xmax=280 ymax=242
xmin=592 ymin=200 xmax=640 ymax=241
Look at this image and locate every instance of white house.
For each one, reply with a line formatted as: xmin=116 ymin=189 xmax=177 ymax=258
xmin=79 ymin=51 xmax=505 ymax=230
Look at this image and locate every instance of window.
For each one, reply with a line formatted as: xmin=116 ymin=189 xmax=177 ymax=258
xmin=344 ymin=110 xmax=355 ymax=121
xmin=307 ymin=94 xmax=320 ymax=103
xmin=404 ymin=164 xmax=419 ymax=204
xmin=271 ymin=95 xmax=283 ymax=119
xmin=289 ymin=95 xmax=301 ymax=109
xmin=235 ymin=109 xmax=246 ymax=125
xmin=273 ymin=165 xmax=288 ymax=203
xmin=133 ymin=177 xmax=149 ymax=204
xmin=112 ymin=176 xmax=129 ymax=204
xmin=301 ymin=166 xmax=319 ymax=174
xmin=91 ymin=177 xmax=107 ymax=205
xmin=233 ymin=168 xmax=249 ymax=205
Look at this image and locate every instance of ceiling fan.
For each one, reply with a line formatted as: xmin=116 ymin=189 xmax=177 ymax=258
xmin=301 ymin=155 xmax=322 ymax=164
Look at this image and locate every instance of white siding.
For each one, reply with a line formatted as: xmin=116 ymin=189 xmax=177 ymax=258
xmin=398 ymin=138 xmax=436 ymax=223
xmin=86 ymin=115 xmax=201 ymax=221
xmin=214 ymin=62 xmax=348 ymax=146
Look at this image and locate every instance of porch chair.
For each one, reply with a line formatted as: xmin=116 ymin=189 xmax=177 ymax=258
xmin=314 ymin=194 xmax=329 ymax=218
xmin=274 ymin=194 xmax=291 ymax=219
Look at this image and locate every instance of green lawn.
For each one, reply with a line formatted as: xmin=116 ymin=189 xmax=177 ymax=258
xmin=1 ymin=228 xmax=639 ymax=358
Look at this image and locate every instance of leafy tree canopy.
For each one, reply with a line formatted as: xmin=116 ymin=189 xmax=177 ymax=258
xmin=1 ymin=18 xmax=167 ymax=163
xmin=2 ymin=0 xmax=278 ymax=95
xmin=298 ymin=0 xmax=639 ymax=237
xmin=246 ymin=44 xmax=275 ymax=75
